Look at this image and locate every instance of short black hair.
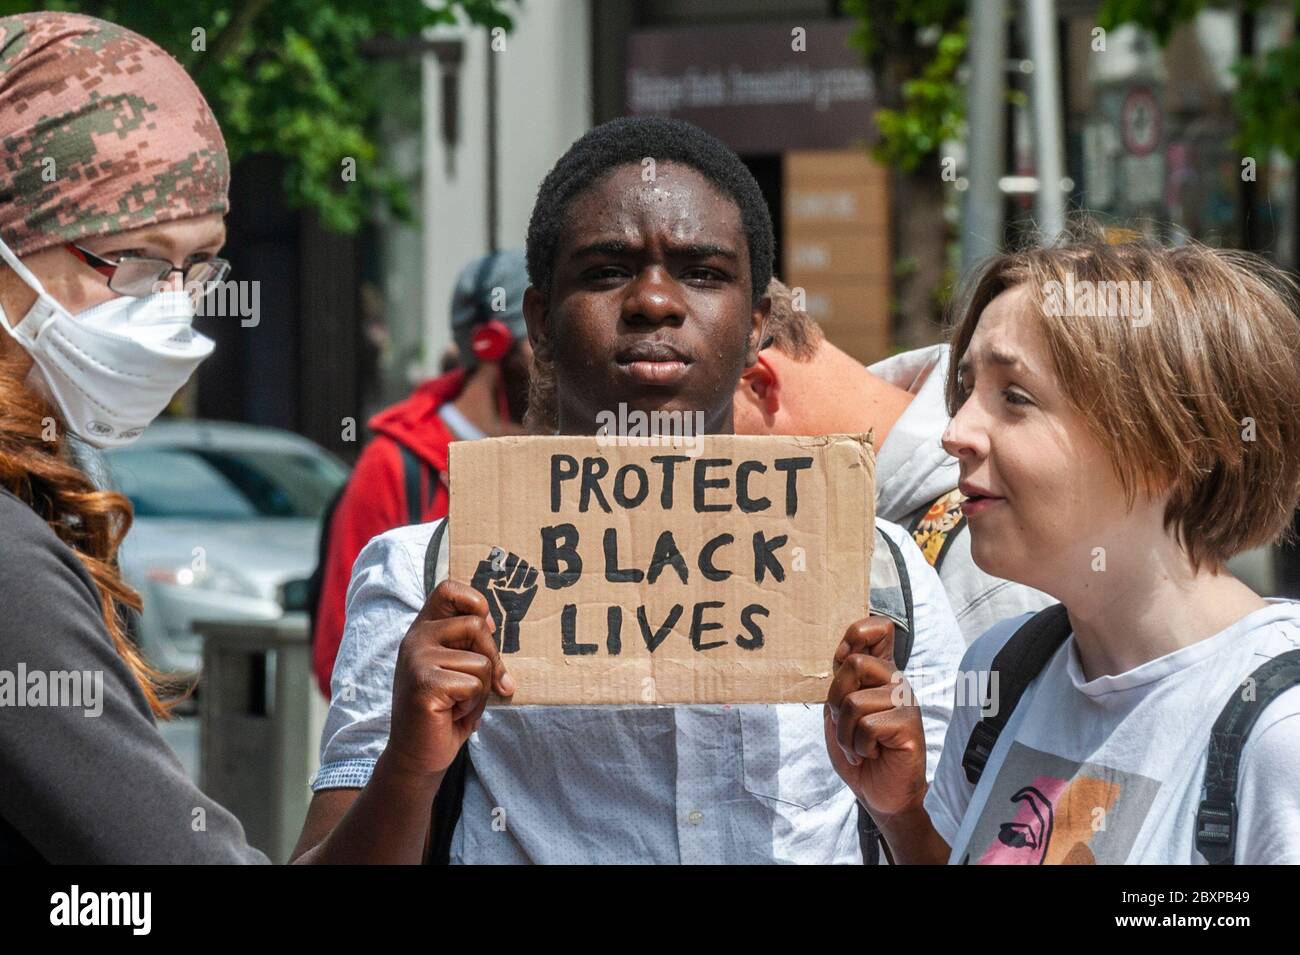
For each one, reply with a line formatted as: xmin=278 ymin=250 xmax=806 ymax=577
xmin=526 ymin=116 xmax=774 ymax=306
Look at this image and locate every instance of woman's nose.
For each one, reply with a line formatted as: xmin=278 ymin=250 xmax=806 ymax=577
xmin=941 ymin=400 xmax=987 ymax=460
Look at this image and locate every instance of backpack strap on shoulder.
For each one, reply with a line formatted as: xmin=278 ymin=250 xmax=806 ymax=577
xmin=961 ymin=603 xmax=1071 ymax=785
xmin=1196 ymin=648 xmax=1300 ymax=865
xmin=419 ymin=516 xmax=470 ymax=865
xmin=861 ymin=525 xmax=918 ymax=864
xmin=870 ymin=526 xmax=915 ymax=672
xmin=425 ymin=744 xmax=472 ymax=865
xmin=397 ymin=441 xmax=426 ymax=526
xmin=423 ymin=517 xmax=449 ymax=599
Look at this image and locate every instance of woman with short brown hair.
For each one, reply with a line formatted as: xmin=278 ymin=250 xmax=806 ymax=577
xmin=826 ymin=225 xmax=1300 ymax=864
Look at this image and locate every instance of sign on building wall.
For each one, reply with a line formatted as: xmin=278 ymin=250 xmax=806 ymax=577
xmin=626 ymin=21 xmax=875 ymax=154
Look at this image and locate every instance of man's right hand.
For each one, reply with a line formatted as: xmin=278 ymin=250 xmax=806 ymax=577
xmin=386 ymin=579 xmax=516 ymax=779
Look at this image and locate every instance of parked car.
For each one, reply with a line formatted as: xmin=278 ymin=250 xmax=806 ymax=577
xmin=105 ymin=420 xmax=348 ymax=678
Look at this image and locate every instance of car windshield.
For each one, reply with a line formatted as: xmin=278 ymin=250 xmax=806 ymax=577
xmin=107 ymin=445 xmax=347 ymax=519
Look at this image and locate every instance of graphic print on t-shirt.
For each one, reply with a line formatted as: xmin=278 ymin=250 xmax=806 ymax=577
xmin=960 ymin=743 xmax=1161 ymax=864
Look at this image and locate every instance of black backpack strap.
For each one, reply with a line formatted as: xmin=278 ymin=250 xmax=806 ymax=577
xmin=961 ymin=603 xmax=1071 ymax=785
xmin=859 ymin=526 xmax=918 ymax=863
xmin=309 ymin=438 xmax=432 ymax=653
xmin=870 ymin=526 xmax=916 ymax=672
xmin=884 ymin=529 xmax=915 ymax=672
xmin=426 ymin=744 xmax=472 ymax=865
xmin=397 ymin=441 xmax=426 ymax=526
xmin=422 ymin=516 xmax=448 ymax=599
xmin=418 ymin=517 xmax=470 ymax=864
xmin=305 ymin=482 xmax=348 ymax=647
xmin=1196 ymin=648 xmax=1300 ymax=865
xmin=859 ymin=803 xmax=882 ymax=865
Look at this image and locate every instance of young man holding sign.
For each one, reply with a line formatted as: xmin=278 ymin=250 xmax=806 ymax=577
xmin=291 ymin=118 xmax=963 ymax=864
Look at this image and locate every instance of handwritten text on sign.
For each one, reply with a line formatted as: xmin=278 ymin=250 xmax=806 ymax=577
xmin=448 ymin=434 xmax=875 ymax=704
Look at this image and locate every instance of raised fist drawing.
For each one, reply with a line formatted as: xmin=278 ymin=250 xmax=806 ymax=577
xmin=470 ymin=547 xmax=539 ymax=653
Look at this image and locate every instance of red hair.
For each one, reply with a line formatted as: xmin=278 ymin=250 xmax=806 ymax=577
xmin=0 ymin=353 xmax=179 ymax=717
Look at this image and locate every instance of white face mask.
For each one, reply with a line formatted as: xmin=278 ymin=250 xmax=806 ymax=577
xmin=0 ymin=234 xmax=214 ymax=448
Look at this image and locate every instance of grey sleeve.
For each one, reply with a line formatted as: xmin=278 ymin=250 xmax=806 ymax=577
xmin=0 ymin=506 xmax=269 ymax=863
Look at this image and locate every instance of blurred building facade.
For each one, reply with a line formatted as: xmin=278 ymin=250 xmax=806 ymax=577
xmin=1054 ymin=2 xmax=1294 ymax=263
xmin=200 ymin=0 xmax=1296 ymax=462
xmin=193 ymin=0 xmax=1299 ymax=594
xmin=599 ymin=2 xmax=894 ymax=367
xmin=198 ymin=0 xmax=593 ymax=461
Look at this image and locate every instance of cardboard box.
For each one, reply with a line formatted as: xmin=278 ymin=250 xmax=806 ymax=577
xmin=784 ymin=230 xmax=891 ymax=280
xmin=799 ymin=281 xmax=893 ymax=365
xmin=784 ymin=150 xmax=889 ymax=188
xmin=782 ymin=148 xmax=894 ymax=364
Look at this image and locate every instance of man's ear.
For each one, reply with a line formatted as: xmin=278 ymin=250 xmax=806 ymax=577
xmin=745 ymin=294 xmax=771 ymax=366
xmin=738 ymin=352 xmax=781 ymax=419
xmin=523 ymin=287 xmax=552 ymax=362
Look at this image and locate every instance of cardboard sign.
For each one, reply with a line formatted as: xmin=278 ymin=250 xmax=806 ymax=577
xmin=448 ymin=434 xmax=875 ymax=705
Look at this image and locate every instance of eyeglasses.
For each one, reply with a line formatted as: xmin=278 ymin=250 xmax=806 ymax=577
xmin=65 ymin=242 xmax=231 ymax=300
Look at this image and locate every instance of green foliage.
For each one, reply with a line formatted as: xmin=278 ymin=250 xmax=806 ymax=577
xmin=1096 ymin=0 xmax=1278 ymax=43
xmin=843 ymin=0 xmax=961 ymax=62
xmin=844 ymin=0 xmax=968 ymax=172
xmin=1233 ymin=36 xmax=1300 ymax=159
xmin=1097 ymin=0 xmax=1211 ymax=42
xmin=0 ymin=0 xmax=516 ymax=231
xmin=872 ymin=26 xmax=967 ymax=172
xmin=848 ymin=0 xmax=1300 ymax=175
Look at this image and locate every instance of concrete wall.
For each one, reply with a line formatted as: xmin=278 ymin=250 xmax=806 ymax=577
xmin=420 ymin=1 xmax=592 ymax=375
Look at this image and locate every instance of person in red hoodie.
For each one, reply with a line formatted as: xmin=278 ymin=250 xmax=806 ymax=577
xmin=311 ymin=250 xmax=531 ymax=697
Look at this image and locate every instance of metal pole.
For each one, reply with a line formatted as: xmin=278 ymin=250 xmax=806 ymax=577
xmin=487 ymin=29 xmax=499 ymax=253
xmin=962 ymin=0 xmax=1008 ymax=273
xmin=1024 ymin=0 xmax=1067 ymax=241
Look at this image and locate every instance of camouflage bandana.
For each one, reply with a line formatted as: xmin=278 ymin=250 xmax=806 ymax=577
xmin=0 ymin=12 xmax=229 ymax=257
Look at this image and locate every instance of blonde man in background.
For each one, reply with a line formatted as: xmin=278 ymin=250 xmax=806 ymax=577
xmin=733 ymin=279 xmax=1053 ymax=645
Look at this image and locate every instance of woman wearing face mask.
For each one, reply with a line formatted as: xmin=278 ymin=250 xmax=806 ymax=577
xmin=826 ymin=227 xmax=1300 ymax=864
xmin=0 ymin=12 xmax=268 ymax=863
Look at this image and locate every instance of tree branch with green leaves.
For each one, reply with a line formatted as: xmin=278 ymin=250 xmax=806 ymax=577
xmin=0 ymin=0 xmax=516 ymax=231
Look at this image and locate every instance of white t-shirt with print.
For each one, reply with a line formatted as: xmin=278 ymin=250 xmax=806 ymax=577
xmin=925 ymin=599 xmax=1300 ymax=864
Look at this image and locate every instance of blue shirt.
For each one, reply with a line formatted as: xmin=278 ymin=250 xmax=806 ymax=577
xmin=313 ymin=517 xmax=964 ymax=863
